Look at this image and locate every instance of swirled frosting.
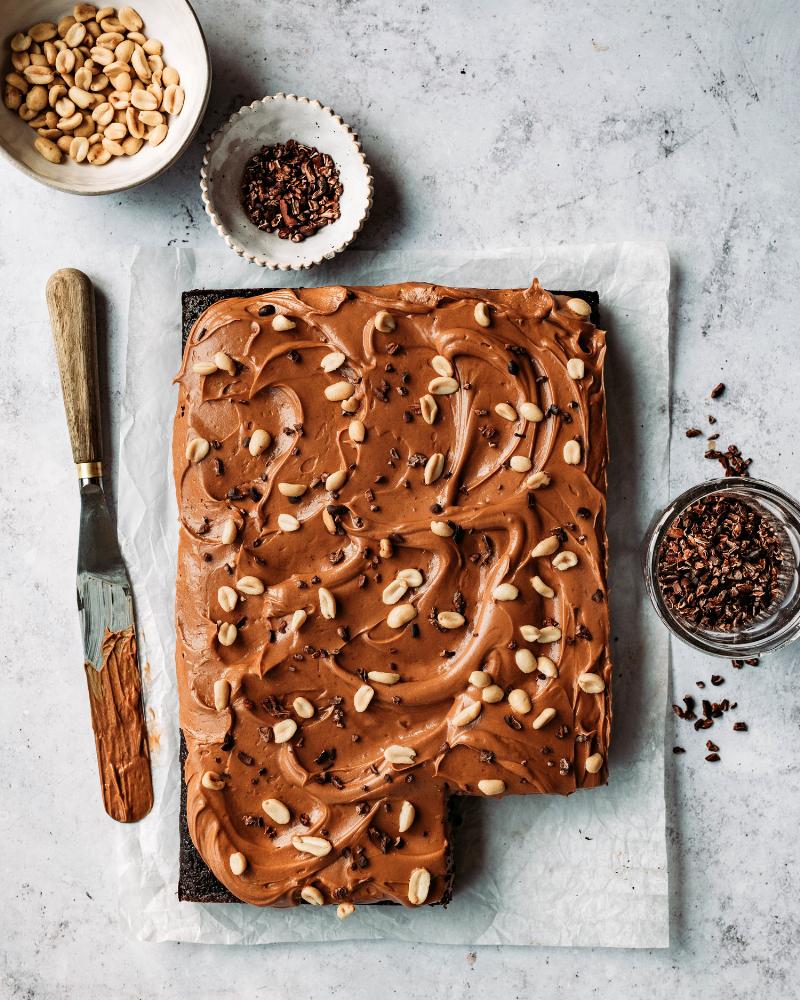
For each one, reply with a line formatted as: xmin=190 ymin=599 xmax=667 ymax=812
xmin=172 ymin=279 xmax=610 ymax=908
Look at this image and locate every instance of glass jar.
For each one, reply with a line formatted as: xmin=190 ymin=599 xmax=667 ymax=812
xmin=643 ymin=476 xmax=800 ymax=657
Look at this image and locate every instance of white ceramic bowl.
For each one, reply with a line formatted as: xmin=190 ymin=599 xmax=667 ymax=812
xmin=0 ymin=0 xmax=210 ymax=195
xmin=200 ymin=94 xmax=373 ymax=270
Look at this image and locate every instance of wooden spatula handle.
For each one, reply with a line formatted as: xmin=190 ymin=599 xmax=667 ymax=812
xmin=46 ymin=268 xmax=103 ymax=473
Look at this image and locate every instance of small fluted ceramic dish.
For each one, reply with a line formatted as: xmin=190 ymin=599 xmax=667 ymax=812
xmin=0 ymin=0 xmax=210 ymax=195
xmin=200 ymin=93 xmax=373 ymax=270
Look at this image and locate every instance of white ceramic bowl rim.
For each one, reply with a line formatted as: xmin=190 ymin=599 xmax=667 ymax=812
xmin=200 ymin=93 xmax=373 ymax=270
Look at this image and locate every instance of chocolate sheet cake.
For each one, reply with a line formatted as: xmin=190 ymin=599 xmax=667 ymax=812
xmin=173 ymin=280 xmax=610 ymax=908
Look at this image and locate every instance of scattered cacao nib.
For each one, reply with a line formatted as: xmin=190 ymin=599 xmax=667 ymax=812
xmin=710 ymin=675 xmax=724 ymax=686
xmin=733 ymin=721 xmax=748 ymax=732
xmin=657 ymin=494 xmax=785 ymax=630
xmin=261 ymin=695 xmax=289 ymax=718
xmin=504 ymin=714 xmax=523 ymax=731
xmin=710 ymin=382 xmax=726 ymax=398
xmin=704 ymin=442 xmax=753 ymax=477
xmin=706 ymin=740 xmax=719 ymax=752
xmin=705 ymin=752 xmax=721 ymax=762
xmin=236 ymin=751 xmax=254 ymax=766
xmin=479 ymin=748 xmax=496 ymax=764
xmin=240 ymin=139 xmax=343 ymax=242
xmin=685 ymin=428 xmax=702 ymax=438
xmin=368 ymin=826 xmax=392 ymax=854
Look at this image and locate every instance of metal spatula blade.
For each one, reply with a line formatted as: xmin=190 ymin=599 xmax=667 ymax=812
xmin=47 ymin=267 xmax=153 ymax=823
xmin=78 ymin=480 xmax=134 ymax=670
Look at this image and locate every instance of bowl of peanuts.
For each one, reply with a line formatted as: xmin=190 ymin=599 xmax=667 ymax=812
xmin=1 ymin=2 xmax=210 ymax=194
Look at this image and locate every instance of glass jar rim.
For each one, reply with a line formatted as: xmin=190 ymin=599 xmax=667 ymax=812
xmin=643 ymin=476 xmax=800 ymax=657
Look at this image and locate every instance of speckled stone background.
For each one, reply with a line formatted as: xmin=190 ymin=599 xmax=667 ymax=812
xmin=2 ymin=1 xmax=799 ymax=997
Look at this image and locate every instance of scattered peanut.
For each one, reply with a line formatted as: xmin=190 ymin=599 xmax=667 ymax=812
xmin=201 ymin=770 xmax=225 ymax=791
xmin=273 ymin=718 xmax=298 ymax=743
xmin=552 ymin=551 xmax=579 ymax=570
xmin=293 ymin=696 xmax=315 ymax=719
xmin=320 ymin=350 xmax=345 ymax=372
xmin=217 ymin=585 xmax=237 ymax=613
xmin=423 ymin=452 xmax=445 ymax=485
xmin=566 ymin=297 xmax=592 ymax=317
xmin=578 ymin=672 xmax=605 ymax=693
xmin=300 ymin=885 xmax=324 ymax=906
xmin=520 ymin=401 xmax=544 ymax=422
xmin=474 ymin=302 xmax=492 ymax=327
xmin=508 ymin=689 xmax=531 ymax=715
xmin=398 ymin=800 xmax=415 ymax=833
xmin=478 ymin=779 xmax=505 ymax=796
xmin=318 ymin=587 xmax=336 ymax=620
xmin=374 ymin=309 xmax=396 ymax=333
xmin=482 ymin=684 xmax=505 ymax=703
xmin=229 ymin=853 xmax=247 ymax=876
xmin=531 ymin=537 xmax=559 ymax=558
xmin=290 ymin=609 xmax=308 ymax=632
xmin=353 ymin=684 xmax=375 ymax=713
xmin=386 ymin=603 xmax=417 ymax=629
xmin=408 ymin=867 xmax=431 ymax=905
xmin=532 ymin=575 xmax=555 ymax=599
xmin=384 ymin=745 xmax=416 ymax=766
xmin=514 ymin=648 xmax=537 ymax=673
xmin=419 ymin=393 xmax=438 ymax=424
xmin=324 ymin=381 xmax=354 ymax=402
xmin=262 ymin=798 xmax=291 ymax=825
xmin=567 ymin=357 xmax=585 ymax=379
xmin=248 ymin=428 xmax=271 ymax=456
xmin=213 ymin=678 xmax=231 ymax=711
xmin=537 ymin=655 xmax=558 ymax=678
xmin=185 ymin=436 xmax=209 ymax=463
xmin=453 ymin=700 xmax=482 ymax=726
xmin=428 ymin=375 xmax=458 ymax=395
xmin=217 ymin=622 xmax=237 ymax=646
xmin=585 ymin=752 xmax=604 ymax=774
xmin=495 ymin=402 xmax=517 ymax=422
xmin=493 ymin=583 xmax=519 ymax=601
xmin=532 ymin=706 xmax=557 ymax=730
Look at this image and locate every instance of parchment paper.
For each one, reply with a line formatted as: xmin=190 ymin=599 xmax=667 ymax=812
xmin=117 ymin=243 xmax=671 ymax=947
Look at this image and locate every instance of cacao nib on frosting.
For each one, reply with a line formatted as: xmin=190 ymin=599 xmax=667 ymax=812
xmin=172 ymin=279 xmax=611 ymax=908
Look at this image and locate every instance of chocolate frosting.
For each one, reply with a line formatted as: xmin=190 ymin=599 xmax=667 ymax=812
xmin=172 ymin=280 xmax=610 ymax=907
xmin=84 ymin=627 xmax=153 ymax=823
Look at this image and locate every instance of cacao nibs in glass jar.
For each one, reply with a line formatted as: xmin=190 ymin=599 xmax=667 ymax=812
xmin=657 ymin=494 xmax=786 ymax=631
xmin=240 ymin=139 xmax=343 ymax=242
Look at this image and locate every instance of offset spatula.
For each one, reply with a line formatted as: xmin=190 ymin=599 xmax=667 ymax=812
xmin=46 ymin=268 xmax=153 ymax=823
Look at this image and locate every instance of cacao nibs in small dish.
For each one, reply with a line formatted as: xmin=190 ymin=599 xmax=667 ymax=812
xmin=240 ymin=139 xmax=343 ymax=242
xmin=657 ymin=494 xmax=787 ymax=632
